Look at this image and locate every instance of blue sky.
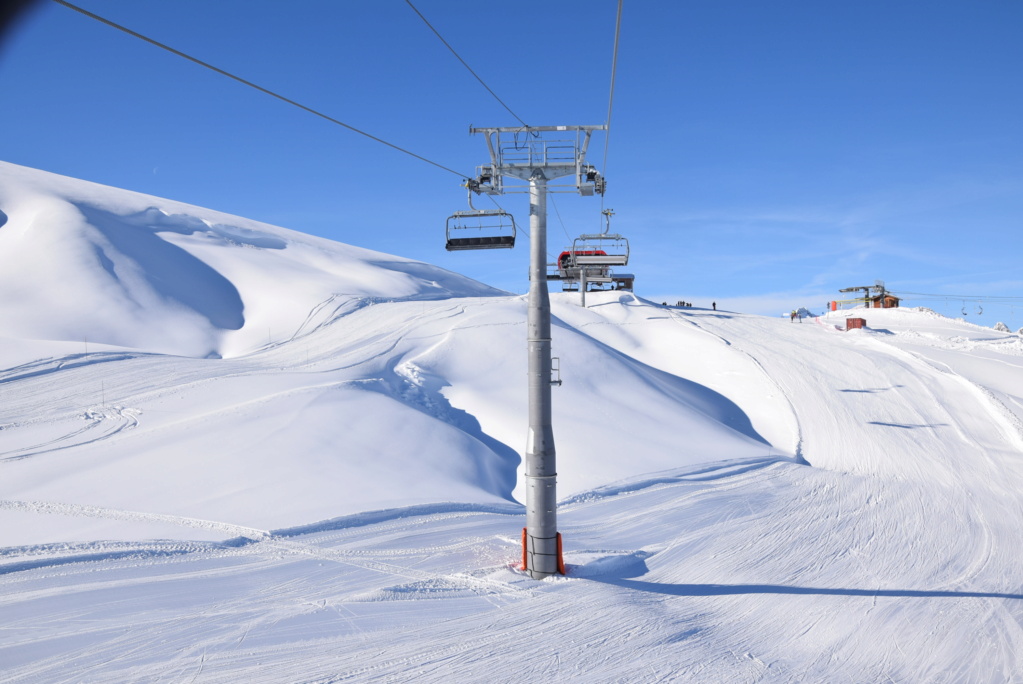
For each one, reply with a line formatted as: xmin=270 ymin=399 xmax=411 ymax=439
xmin=2 ymin=1 xmax=1021 ymax=328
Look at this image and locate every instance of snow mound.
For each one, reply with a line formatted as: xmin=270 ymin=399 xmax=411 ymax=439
xmin=0 ymin=161 xmax=502 ymax=358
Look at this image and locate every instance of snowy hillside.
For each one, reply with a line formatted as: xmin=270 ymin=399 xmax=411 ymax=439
xmin=0 ymin=161 xmax=503 ymax=360
xmin=3 ymin=162 xmax=1023 ymax=681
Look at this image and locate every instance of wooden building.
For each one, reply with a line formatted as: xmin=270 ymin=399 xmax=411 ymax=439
xmin=870 ymin=294 xmax=901 ymax=308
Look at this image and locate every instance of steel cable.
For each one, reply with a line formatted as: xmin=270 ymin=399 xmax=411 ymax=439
xmin=404 ymin=0 xmax=528 ymax=128
xmin=51 ymin=0 xmax=468 ymax=178
xmin=601 ymin=0 xmax=623 ymax=191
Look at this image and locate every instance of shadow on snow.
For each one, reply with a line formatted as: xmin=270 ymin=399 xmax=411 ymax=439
xmin=590 ymin=577 xmax=1023 ymax=601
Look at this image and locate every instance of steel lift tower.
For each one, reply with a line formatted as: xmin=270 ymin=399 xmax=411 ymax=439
xmin=449 ymin=125 xmax=606 ymax=578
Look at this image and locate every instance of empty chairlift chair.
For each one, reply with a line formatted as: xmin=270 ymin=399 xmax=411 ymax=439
xmin=445 ymin=209 xmax=516 ymax=251
xmin=566 ymin=232 xmax=630 ymax=289
xmin=570 ymin=233 xmax=629 ymax=269
xmin=549 ymin=209 xmax=634 ymax=292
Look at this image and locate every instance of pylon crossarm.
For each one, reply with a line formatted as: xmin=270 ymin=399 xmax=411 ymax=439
xmin=472 ymin=180 xmax=601 ymax=195
xmin=468 ymin=125 xmax=607 ymax=196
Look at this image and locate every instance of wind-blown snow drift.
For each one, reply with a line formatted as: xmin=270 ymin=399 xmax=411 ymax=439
xmin=0 ymin=161 xmax=503 ymax=359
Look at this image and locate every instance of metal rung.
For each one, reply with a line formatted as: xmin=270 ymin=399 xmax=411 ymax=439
xmin=573 ymin=255 xmax=629 ymax=266
xmin=446 ymin=235 xmax=515 ymax=251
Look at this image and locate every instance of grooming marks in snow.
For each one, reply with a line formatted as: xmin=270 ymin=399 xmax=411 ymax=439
xmin=4 ymin=163 xmax=1023 ymax=680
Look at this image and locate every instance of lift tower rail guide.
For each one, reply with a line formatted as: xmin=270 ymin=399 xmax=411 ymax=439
xmin=448 ymin=124 xmax=606 ymax=579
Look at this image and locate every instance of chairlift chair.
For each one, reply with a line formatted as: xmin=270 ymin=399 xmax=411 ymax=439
xmin=568 ymin=232 xmax=629 ymax=270
xmin=570 ymin=207 xmax=629 ymax=268
xmin=550 ymin=209 xmax=631 ymax=289
xmin=445 ymin=188 xmax=516 ymax=251
xmin=445 ymin=209 xmax=516 ymax=251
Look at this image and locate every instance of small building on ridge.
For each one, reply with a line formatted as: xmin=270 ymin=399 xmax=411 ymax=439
xmin=870 ymin=294 xmax=901 ymax=308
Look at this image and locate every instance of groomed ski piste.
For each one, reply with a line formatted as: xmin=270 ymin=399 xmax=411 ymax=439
xmin=2 ymin=160 xmax=1023 ymax=682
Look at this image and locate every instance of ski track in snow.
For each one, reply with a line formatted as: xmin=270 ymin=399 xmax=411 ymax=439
xmin=0 ymin=405 xmax=141 ymax=462
xmin=0 ymin=460 xmax=798 ymax=682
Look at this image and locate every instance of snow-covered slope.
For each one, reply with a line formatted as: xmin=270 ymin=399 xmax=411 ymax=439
xmin=0 ymin=161 xmax=784 ymax=546
xmin=0 ymin=161 xmax=503 ymax=359
xmin=3 ymin=162 xmax=1023 ymax=682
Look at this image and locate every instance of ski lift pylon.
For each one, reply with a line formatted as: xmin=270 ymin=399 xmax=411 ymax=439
xmin=445 ymin=185 xmax=516 ymax=251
